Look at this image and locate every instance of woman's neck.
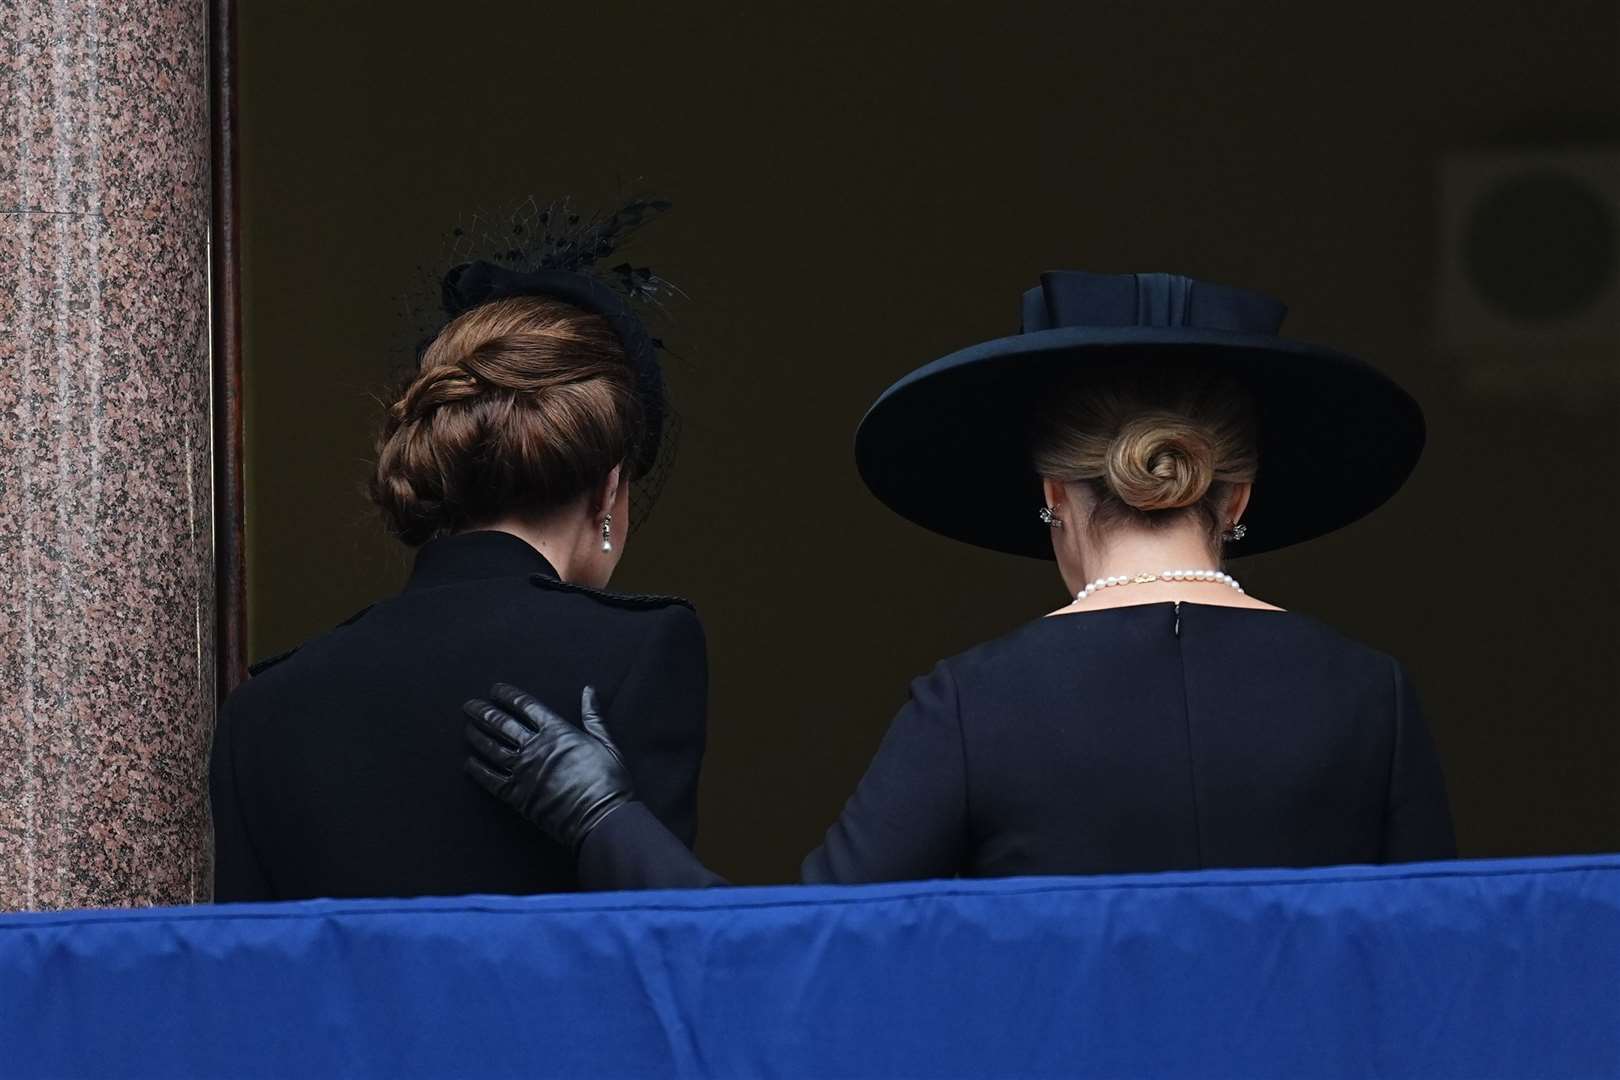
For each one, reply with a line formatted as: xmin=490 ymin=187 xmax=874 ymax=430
xmin=476 ymin=516 xmax=588 ymax=583
xmin=1053 ymin=526 xmax=1281 ymax=614
xmin=1082 ymin=530 xmax=1222 ymax=583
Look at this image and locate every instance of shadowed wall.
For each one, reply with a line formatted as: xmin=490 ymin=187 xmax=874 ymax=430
xmin=238 ymin=0 xmax=1620 ymax=882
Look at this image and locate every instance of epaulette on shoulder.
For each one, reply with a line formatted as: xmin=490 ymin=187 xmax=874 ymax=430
xmin=528 ymin=573 xmax=694 ymax=612
xmin=247 ymin=646 xmax=300 ymax=677
xmin=246 ymin=603 xmax=377 ymax=677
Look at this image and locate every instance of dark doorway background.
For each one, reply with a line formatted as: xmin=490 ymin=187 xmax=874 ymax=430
xmin=237 ymin=1 xmax=1619 ymax=882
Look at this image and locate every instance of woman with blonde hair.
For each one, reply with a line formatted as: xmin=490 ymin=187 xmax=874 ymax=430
xmin=463 ymin=271 xmax=1454 ymax=887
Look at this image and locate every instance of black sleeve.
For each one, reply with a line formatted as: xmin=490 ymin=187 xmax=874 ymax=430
xmin=604 ymin=604 xmax=708 ymax=849
xmin=1381 ymin=661 xmax=1458 ymax=863
xmin=209 ymin=710 xmax=275 ymax=902
xmin=577 ymin=662 xmax=967 ymax=891
xmin=577 ymin=802 xmax=728 ymax=891
xmin=801 ymin=662 xmax=968 ymax=884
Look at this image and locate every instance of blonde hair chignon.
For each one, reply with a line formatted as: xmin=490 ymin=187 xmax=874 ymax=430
xmin=1032 ymin=368 xmax=1259 ymax=539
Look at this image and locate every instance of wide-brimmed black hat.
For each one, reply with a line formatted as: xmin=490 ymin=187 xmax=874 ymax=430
xmin=854 ymin=271 xmax=1425 ymax=558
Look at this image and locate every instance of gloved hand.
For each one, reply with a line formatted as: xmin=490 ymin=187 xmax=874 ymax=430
xmin=463 ymin=683 xmax=635 ymax=852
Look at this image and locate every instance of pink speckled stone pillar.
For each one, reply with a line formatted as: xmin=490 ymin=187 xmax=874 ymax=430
xmin=1 ymin=1 xmax=213 ymax=909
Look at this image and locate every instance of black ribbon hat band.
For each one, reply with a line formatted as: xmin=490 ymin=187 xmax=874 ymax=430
xmin=1021 ymin=271 xmax=1287 ymax=335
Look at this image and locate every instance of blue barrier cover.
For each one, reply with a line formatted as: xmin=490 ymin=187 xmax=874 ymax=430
xmin=2 ymin=855 xmax=1619 ymax=1079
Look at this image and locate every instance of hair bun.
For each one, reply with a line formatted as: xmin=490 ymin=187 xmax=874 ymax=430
xmin=393 ymin=361 xmax=483 ymax=426
xmin=371 ymin=295 xmax=639 ymax=546
xmin=1104 ymin=414 xmax=1216 ymax=512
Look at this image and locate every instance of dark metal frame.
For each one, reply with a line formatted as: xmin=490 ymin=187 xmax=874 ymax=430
xmin=209 ymin=0 xmax=247 ymax=702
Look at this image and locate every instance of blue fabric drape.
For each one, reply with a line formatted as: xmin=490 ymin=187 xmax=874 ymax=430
xmin=3 ymin=855 xmax=1618 ymax=1078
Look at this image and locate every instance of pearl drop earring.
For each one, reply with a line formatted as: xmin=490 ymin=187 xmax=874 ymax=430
xmin=600 ymin=513 xmax=614 ymax=554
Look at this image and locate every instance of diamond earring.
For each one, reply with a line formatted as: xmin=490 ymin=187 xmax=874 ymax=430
xmin=1222 ymin=521 xmax=1248 ymax=542
xmin=1037 ymin=506 xmax=1063 ymax=529
xmin=600 ymin=514 xmax=614 ymax=554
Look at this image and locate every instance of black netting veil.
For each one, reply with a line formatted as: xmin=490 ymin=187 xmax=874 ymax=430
xmin=402 ymin=195 xmax=684 ymax=535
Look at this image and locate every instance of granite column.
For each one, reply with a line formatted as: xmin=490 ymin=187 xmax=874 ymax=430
xmin=1 ymin=0 xmax=214 ymax=909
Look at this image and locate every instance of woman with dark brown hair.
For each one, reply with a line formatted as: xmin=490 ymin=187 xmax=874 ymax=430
xmin=210 ymin=203 xmax=706 ymax=901
xmin=463 ymin=271 xmax=1455 ymax=889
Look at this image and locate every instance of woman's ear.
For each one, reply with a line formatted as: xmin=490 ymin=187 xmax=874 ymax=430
xmin=1226 ymin=481 xmax=1253 ymax=527
xmin=594 ymin=465 xmax=624 ymax=518
xmin=1041 ymin=477 xmax=1067 ymax=517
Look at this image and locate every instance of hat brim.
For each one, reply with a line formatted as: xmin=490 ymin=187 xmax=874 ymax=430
xmin=854 ymin=326 xmax=1425 ymax=559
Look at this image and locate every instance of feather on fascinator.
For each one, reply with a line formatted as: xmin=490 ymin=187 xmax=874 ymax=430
xmin=417 ymin=195 xmax=683 ymax=528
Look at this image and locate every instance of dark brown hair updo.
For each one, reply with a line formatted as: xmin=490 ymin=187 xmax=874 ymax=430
xmin=371 ymin=295 xmax=642 ymax=546
xmin=1031 ymin=367 xmax=1259 ymax=545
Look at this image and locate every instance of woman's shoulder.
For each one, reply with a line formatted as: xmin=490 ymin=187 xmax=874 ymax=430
xmin=937 ymin=603 xmax=1403 ymax=685
xmin=237 ymin=601 xmax=378 ymax=685
xmin=390 ymin=569 xmax=701 ymax=636
xmin=233 ymin=576 xmax=702 ymax=705
xmin=524 ymin=573 xmax=696 ymax=617
xmin=516 ymin=575 xmax=705 ymax=656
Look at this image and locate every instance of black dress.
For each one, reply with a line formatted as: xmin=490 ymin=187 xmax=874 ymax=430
xmin=210 ymin=530 xmax=706 ymax=901
xmin=579 ymin=601 xmax=1455 ymax=890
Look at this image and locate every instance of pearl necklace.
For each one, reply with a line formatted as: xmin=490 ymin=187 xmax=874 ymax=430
xmin=1077 ymin=569 xmax=1243 ymax=602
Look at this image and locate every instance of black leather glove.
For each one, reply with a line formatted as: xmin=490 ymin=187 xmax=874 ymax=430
xmin=463 ymin=683 xmax=635 ymax=852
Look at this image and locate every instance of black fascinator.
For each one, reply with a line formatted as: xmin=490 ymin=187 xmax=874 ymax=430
xmin=421 ymin=195 xmax=682 ymax=529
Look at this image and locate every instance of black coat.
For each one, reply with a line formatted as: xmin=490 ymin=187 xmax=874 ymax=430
xmin=211 ymin=530 xmax=706 ymax=901
xmin=579 ymin=601 xmax=1455 ymax=889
